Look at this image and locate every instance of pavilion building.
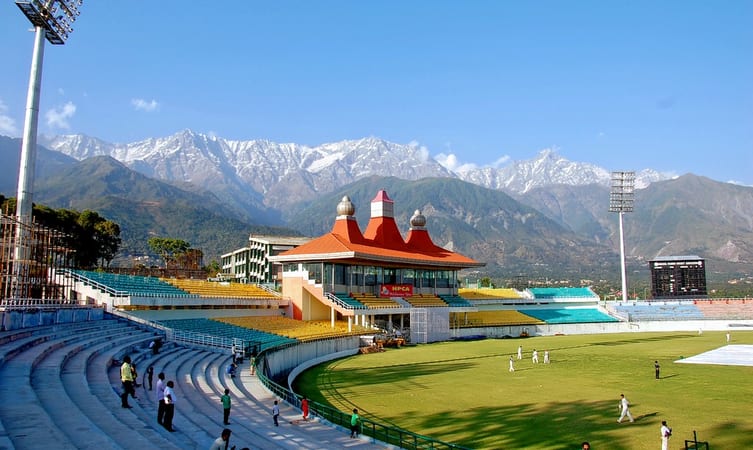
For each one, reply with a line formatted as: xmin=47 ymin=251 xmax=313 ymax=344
xmin=270 ymin=190 xmax=484 ymax=342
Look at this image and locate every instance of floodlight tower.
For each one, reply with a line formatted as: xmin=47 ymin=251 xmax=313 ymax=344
xmin=11 ymin=1 xmax=83 ymax=299
xmin=609 ymin=171 xmax=635 ymax=302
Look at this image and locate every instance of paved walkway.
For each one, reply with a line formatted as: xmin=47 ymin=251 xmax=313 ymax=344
xmin=224 ymin=360 xmax=388 ymax=450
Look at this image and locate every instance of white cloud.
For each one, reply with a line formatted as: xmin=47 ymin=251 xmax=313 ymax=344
xmin=45 ymin=101 xmax=76 ymax=130
xmin=490 ymin=155 xmax=510 ymax=168
xmin=0 ymin=99 xmax=19 ymax=136
xmin=131 ymin=98 xmax=160 ymax=112
xmin=435 ymin=153 xmax=478 ymax=173
xmin=408 ymin=140 xmax=430 ymax=162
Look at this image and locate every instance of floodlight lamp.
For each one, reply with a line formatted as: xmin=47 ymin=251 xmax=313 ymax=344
xmin=16 ymin=0 xmax=83 ymax=44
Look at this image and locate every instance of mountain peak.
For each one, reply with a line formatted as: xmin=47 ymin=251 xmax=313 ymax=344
xmin=39 ymin=131 xmax=674 ymax=209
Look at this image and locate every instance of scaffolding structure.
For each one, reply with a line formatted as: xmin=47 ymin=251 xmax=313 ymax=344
xmin=1 ymin=213 xmax=76 ymax=306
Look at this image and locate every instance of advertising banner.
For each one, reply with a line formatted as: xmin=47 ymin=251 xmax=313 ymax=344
xmin=379 ymin=284 xmax=413 ymax=297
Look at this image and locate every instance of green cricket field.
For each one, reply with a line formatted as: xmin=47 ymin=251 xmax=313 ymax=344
xmin=295 ymin=331 xmax=753 ymax=449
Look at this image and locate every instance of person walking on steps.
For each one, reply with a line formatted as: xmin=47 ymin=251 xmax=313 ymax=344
xmin=272 ymin=400 xmax=280 ymax=426
xmin=221 ymin=388 xmax=232 ymax=425
xmin=350 ymin=408 xmax=360 ymax=438
xmin=301 ymin=396 xmax=309 ymax=421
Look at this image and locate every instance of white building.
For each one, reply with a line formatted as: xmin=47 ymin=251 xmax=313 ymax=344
xmin=221 ymin=235 xmax=311 ymax=285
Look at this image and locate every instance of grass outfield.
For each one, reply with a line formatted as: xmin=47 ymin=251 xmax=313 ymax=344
xmin=294 ymin=331 xmax=753 ymax=449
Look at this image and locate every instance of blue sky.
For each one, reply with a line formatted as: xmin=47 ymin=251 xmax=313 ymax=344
xmin=1 ymin=1 xmax=752 ymax=184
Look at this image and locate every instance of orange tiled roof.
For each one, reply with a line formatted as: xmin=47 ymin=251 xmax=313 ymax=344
xmin=273 ymin=190 xmax=484 ymax=269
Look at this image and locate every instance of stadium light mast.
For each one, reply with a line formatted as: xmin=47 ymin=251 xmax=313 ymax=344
xmin=609 ymin=171 xmax=635 ymax=303
xmin=11 ymin=1 xmax=83 ymax=299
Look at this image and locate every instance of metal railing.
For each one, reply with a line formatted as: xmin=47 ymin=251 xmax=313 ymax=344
xmin=324 ymin=292 xmax=368 ymax=310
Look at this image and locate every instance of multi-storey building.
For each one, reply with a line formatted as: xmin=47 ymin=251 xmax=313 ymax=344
xmin=221 ymin=235 xmax=311 ymax=285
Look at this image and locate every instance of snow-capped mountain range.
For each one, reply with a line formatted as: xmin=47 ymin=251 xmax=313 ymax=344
xmin=39 ymin=129 xmax=670 ymax=215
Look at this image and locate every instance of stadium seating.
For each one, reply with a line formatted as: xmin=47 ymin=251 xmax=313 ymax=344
xmin=156 ymin=318 xmax=296 ymax=351
xmin=165 ymin=279 xmax=281 ymax=299
xmin=693 ymin=299 xmax=753 ymax=320
xmin=332 ymin=293 xmax=368 ymax=309
xmin=72 ymin=270 xmax=194 ymax=297
xmin=349 ymin=293 xmax=402 ymax=308
xmin=452 ymin=310 xmax=544 ymax=327
xmin=612 ymin=303 xmax=705 ymax=321
xmin=214 ymin=316 xmax=371 ymax=341
xmin=458 ymin=287 xmax=525 ymax=300
xmin=404 ymin=294 xmax=448 ymax=307
xmin=438 ymin=294 xmax=474 ymax=307
xmin=518 ymin=307 xmax=619 ymax=324
xmin=528 ymin=287 xmax=598 ymax=300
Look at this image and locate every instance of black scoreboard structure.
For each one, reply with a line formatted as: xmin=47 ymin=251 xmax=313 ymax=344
xmin=649 ymin=256 xmax=708 ymax=299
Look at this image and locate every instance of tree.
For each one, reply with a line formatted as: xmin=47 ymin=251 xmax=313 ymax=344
xmin=204 ymin=259 xmax=221 ymax=277
xmin=94 ymin=220 xmax=121 ymax=267
xmin=0 ymin=198 xmax=121 ymax=269
xmin=73 ymin=210 xmax=121 ymax=268
xmin=148 ymin=237 xmax=191 ymax=268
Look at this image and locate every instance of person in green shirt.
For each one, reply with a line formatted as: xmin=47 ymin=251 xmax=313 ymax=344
xmin=221 ymin=388 xmax=232 ymax=425
xmin=350 ymin=408 xmax=360 ymax=438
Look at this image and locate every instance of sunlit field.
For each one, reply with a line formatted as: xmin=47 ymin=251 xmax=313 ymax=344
xmin=295 ymin=331 xmax=753 ymax=449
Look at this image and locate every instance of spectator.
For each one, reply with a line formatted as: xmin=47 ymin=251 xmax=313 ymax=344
xmin=163 ymin=380 xmax=176 ymax=432
xmin=156 ymin=372 xmax=166 ymax=425
xmin=301 ymin=397 xmax=309 ymax=421
xmin=145 ymin=366 xmax=154 ymax=391
xmin=120 ymin=355 xmax=135 ymax=408
xmin=226 ymin=362 xmax=237 ymax=378
xmin=272 ymin=400 xmax=280 ymax=426
xmin=209 ymin=428 xmax=234 ymax=450
xmin=350 ymin=408 xmax=360 ymax=438
xmin=221 ymin=388 xmax=232 ymax=425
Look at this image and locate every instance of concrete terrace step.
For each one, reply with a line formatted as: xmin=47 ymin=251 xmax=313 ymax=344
xmin=1 ymin=318 xmax=387 ymax=450
xmin=0 ymin=323 xmax=134 ymax=449
xmin=0 ymin=319 xmax=125 ymax=368
xmin=31 ymin=327 xmax=153 ymax=450
xmin=170 ymin=349 xmax=223 ymax=448
xmin=104 ymin=347 xmax=199 ymax=450
xmin=230 ymin=361 xmax=386 ymax=450
xmin=0 ymin=319 xmax=115 ymax=346
xmin=62 ymin=330 xmax=173 ymax=450
xmin=211 ymin=357 xmax=308 ymax=449
xmin=194 ymin=352 xmax=304 ymax=450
